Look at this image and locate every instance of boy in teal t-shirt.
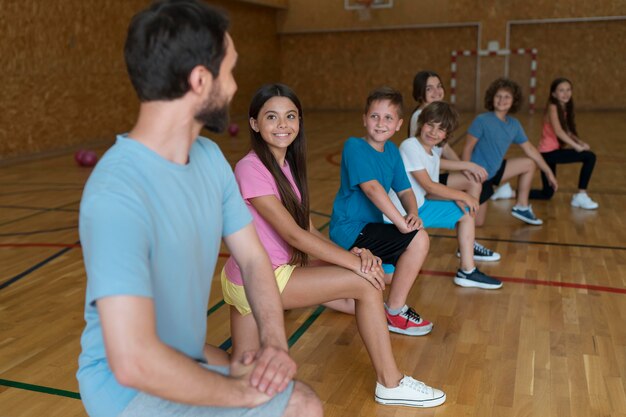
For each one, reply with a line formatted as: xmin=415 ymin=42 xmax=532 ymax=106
xmin=330 ymin=87 xmax=433 ymax=337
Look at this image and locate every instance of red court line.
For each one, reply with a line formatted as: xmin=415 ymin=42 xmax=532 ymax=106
xmin=325 ymin=151 xmax=340 ymax=167
xmin=2 ymin=245 xmax=622 ymax=294
xmin=421 ymin=269 xmax=626 ymax=295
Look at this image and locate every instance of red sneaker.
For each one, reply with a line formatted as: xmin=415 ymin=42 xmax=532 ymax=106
xmin=386 ymin=305 xmax=433 ymax=336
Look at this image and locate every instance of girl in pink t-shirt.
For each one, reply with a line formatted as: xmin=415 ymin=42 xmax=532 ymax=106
xmin=221 ymin=83 xmax=446 ymax=408
xmin=529 ymin=78 xmax=598 ymax=209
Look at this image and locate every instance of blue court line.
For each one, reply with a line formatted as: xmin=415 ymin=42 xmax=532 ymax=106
xmin=0 ymin=242 xmax=77 ymax=290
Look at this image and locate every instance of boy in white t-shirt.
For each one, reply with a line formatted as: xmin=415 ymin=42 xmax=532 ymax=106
xmin=390 ymin=102 xmax=502 ymax=289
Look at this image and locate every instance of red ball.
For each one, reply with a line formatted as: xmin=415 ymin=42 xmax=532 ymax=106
xmin=78 ymin=150 xmax=98 ymax=167
xmin=74 ymin=149 xmax=87 ymax=164
xmin=228 ymin=122 xmax=239 ymax=137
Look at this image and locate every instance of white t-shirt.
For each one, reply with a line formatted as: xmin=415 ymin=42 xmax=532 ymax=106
xmin=388 ymin=137 xmax=442 ymax=216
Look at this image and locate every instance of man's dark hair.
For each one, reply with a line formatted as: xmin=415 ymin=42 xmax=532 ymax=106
xmin=124 ymin=0 xmax=229 ymax=101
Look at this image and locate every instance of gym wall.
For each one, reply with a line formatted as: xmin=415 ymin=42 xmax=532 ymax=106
xmin=277 ymin=0 xmax=626 ymax=112
xmin=0 ymin=0 xmax=281 ymax=161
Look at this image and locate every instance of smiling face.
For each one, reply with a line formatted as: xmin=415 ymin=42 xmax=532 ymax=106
xmin=552 ymin=81 xmax=572 ymax=106
xmin=362 ymin=99 xmax=403 ymax=150
xmin=423 ymin=76 xmax=445 ymax=106
xmin=418 ymin=121 xmax=448 ymax=151
xmin=493 ymin=88 xmax=514 ymax=115
xmin=250 ymin=96 xmax=300 ymax=161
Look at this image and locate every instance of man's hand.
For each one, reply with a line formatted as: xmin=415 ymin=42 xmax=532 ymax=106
xmin=245 ymin=345 xmax=296 ymax=397
xmin=230 ymin=354 xmax=273 ymax=408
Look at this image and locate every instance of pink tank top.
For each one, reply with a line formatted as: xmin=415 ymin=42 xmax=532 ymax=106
xmin=537 ymin=120 xmax=560 ymax=153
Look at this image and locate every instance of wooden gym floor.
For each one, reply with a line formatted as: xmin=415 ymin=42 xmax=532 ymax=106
xmin=1 ymin=110 xmax=625 ymax=417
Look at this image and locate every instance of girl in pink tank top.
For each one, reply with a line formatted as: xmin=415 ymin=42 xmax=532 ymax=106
xmin=529 ymin=78 xmax=598 ymax=209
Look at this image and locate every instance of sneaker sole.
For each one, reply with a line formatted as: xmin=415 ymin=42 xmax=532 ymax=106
xmin=454 ymin=277 xmax=503 ymax=290
xmin=456 ymin=252 xmax=501 ymax=262
xmin=571 ymin=202 xmax=598 ymax=210
xmin=375 ymin=393 xmax=446 ymax=408
xmin=511 ymin=211 xmax=543 ymax=225
xmin=388 ymin=323 xmax=433 ymax=336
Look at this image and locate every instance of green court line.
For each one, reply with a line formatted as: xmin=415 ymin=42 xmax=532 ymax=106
xmin=207 ymin=299 xmax=225 ymax=316
xmin=0 ymin=378 xmax=80 ymax=399
xmin=317 ymin=221 xmax=330 ymax=231
xmin=287 ymin=305 xmax=326 ymax=347
xmin=309 ymin=209 xmax=331 ymax=218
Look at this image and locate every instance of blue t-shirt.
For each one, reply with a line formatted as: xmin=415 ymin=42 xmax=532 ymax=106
xmin=467 ymin=112 xmax=528 ymax=179
xmin=330 ymin=137 xmax=411 ymax=249
xmin=77 ymin=135 xmax=251 ymax=417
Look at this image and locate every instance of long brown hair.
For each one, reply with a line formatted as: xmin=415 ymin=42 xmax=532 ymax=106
xmin=249 ymin=83 xmax=310 ymax=266
xmin=548 ymin=77 xmax=578 ymax=137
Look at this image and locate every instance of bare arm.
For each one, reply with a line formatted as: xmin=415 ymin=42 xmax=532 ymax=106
xmin=441 ymin=143 xmax=460 ymax=161
xmin=224 ymin=223 xmax=298 ymax=396
xmin=98 ymin=296 xmax=271 ymax=408
xmin=519 ymin=141 xmax=558 ymax=191
xmin=461 ymin=133 xmax=479 ymax=161
xmin=248 ymin=195 xmax=384 ymax=288
xmin=411 ymin=170 xmax=478 ymax=215
xmin=359 ymin=180 xmax=419 ymax=233
xmin=547 ymin=104 xmax=587 ymax=151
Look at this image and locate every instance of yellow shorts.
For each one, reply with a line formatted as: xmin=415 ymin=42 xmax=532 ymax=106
xmin=221 ymin=264 xmax=296 ymax=316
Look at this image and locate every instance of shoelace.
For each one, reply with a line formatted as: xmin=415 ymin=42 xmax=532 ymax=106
xmin=401 ymin=377 xmax=431 ymax=394
xmin=473 ymin=243 xmax=493 ymax=256
xmin=402 ymin=307 xmax=422 ymax=324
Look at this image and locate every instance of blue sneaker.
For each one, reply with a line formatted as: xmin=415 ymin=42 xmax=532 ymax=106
xmin=511 ymin=205 xmax=543 ymax=225
xmin=455 ymin=268 xmax=502 ymax=290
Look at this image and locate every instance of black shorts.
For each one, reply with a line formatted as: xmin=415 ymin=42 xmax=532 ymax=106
xmin=479 ymin=160 xmax=507 ymax=204
xmin=350 ymin=223 xmax=419 ymax=266
xmin=439 ymin=173 xmax=449 ymax=185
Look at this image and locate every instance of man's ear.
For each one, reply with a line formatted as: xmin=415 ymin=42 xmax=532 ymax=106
xmin=249 ymin=117 xmax=259 ymax=132
xmin=188 ymin=65 xmax=213 ymax=95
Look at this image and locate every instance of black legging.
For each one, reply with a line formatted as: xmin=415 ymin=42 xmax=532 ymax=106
xmin=530 ymin=149 xmax=596 ymax=200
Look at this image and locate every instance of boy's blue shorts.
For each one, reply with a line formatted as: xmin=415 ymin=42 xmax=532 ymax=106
xmin=420 ymin=199 xmax=465 ymax=229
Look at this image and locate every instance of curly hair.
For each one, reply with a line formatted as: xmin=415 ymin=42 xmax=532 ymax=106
xmin=484 ymin=77 xmax=523 ymax=114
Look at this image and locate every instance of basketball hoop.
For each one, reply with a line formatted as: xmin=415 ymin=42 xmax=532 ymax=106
xmin=345 ymin=0 xmax=394 ymax=21
xmin=356 ymin=0 xmax=372 ymax=21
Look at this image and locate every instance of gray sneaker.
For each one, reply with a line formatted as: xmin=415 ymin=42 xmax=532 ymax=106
xmin=455 ymin=268 xmax=503 ymax=290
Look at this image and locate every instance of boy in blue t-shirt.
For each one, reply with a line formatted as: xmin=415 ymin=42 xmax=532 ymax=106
xmin=330 ymin=87 xmax=432 ymax=337
xmin=462 ymin=78 xmax=558 ymax=226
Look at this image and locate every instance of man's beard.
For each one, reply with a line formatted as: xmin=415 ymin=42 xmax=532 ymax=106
xmin=195 ymin=87 xmax=230 ymax=133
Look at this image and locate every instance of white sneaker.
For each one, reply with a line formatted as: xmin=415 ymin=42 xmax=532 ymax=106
xmin=375 ymin=375 xmax=446 ymax=408
xmin=490 ymin=182 xmax=515 ymax=200
xmin=571 ymin=192 xmax=598 ymax=210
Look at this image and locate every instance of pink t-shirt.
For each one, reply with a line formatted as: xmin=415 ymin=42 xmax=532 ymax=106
xmin=224 ymin=151 xmax=302 ymax=285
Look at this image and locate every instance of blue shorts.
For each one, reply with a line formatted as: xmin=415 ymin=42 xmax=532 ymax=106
xmin=419 ymin=199 xmax=465 ymax=229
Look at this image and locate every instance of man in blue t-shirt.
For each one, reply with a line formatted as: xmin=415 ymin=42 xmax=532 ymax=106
xmin=77 ymin=2 xmax=322 ymax=417
xmin=462 ymin=78 xmax=558 ymax=226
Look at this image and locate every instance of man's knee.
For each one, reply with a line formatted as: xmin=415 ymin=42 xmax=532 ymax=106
xmin=523 ymin=157 xmax=537 ymax=172
xmin=283 ymin=381 xmax=323 ymax=417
